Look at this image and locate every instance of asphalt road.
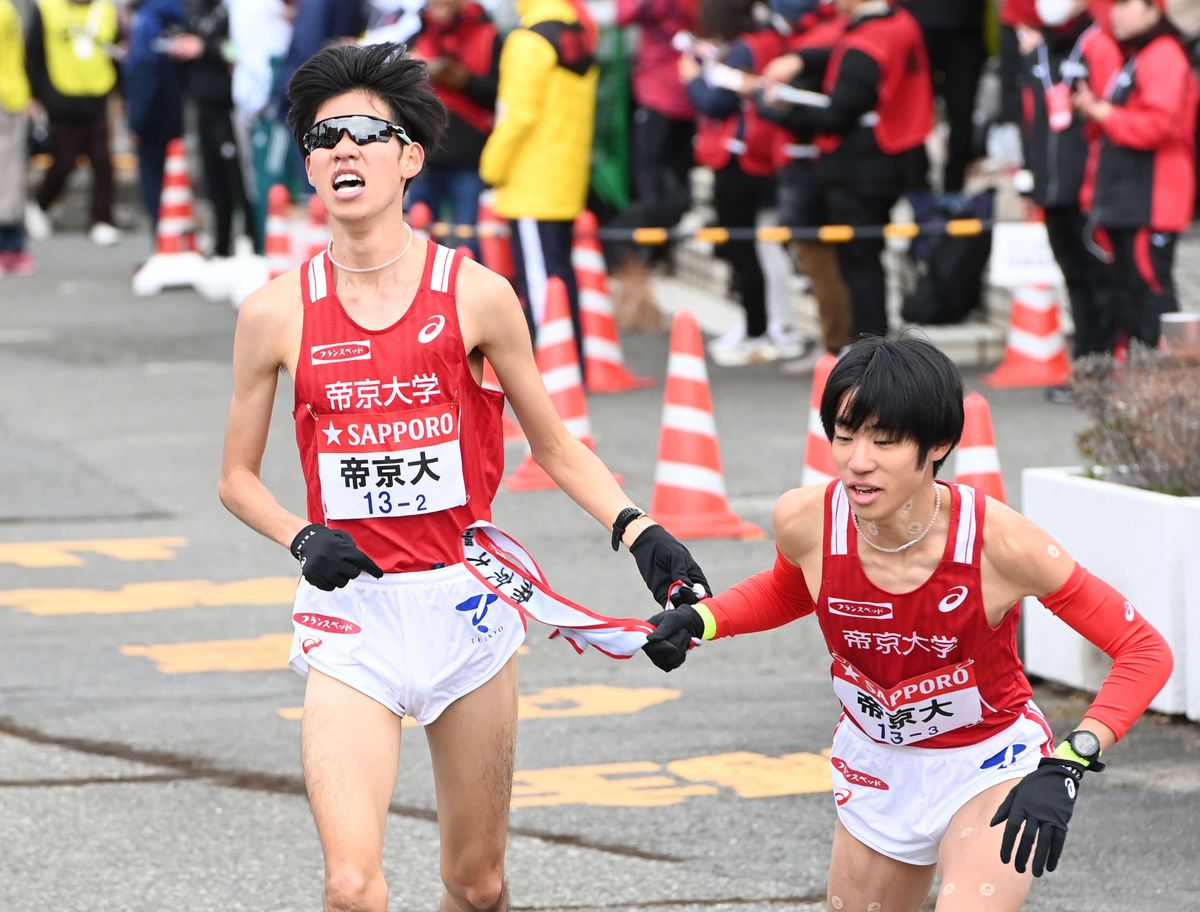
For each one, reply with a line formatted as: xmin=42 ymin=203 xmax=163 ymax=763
xmin=1 ymin=235 xmax=1197 ymax=912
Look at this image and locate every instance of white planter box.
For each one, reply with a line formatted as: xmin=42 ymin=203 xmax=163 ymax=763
xmin=1021 ymin=466 xmax=1197 ymax=719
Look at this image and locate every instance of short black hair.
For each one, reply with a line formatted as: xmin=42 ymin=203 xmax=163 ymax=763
xmin=819 ymin=336 xmax=964 ymax=475
xmin=286 ymin=43 xmax=448 ymax=157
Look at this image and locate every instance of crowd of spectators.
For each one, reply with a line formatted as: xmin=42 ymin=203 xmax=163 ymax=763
xmin=1 ymin=0 xmax=1197 ymax=381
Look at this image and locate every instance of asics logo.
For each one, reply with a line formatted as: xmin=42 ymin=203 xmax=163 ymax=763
xmin=1065 ymin=778 xmax=1076 ymax=800
xmin=938 ymin=586 xmax=969 ymax=613
xmin=418 ymin=315 xmax=446 ymax=343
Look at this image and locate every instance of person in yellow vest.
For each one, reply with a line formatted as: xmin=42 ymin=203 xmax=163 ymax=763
xmin=0 ymin=0 xmax=35 ymax=275
xmin=479 ymin=0 xmax=599 ymax=374
xmin=24 ymin=0 xmax=121 ymax=247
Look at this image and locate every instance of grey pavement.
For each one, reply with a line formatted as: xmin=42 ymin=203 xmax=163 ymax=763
xmin=1 ymin=232 xmax=1198 ymax=912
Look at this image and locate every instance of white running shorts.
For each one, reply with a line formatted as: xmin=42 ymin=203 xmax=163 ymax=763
xmin=289 ymin=562 xmax=527 ymax=725
xmin=829 ymin=706 xmax=1053 ymax=866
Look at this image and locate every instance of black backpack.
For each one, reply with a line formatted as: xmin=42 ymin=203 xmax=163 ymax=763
xmin=901 ymin=189 xmax=995 ymax=326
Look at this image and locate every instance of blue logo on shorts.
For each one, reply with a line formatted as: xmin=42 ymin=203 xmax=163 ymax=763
xmin=455 ymin=593 xmax=497 ymax=633
xmin=980 ymin=743 xmax=1029 ymax=770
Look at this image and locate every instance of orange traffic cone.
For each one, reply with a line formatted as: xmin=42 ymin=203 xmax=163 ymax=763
xmin=304 ymin=194 xmax=329 ymax=260
xmin=572 ymin=211 xmax=654 ymax=394
xmin=482 ymin=358 xmax=524 ymax=443
xmin=954 ymin=391 xmax=1006 ymax=503
xmin=409 ymin=202 xmax=433 ymax=240
xmin=478 ymin=190 xmax=515 ymax=281
xmin=266 ymin=185 xmax=294 ymax=280
xmin=132 ymin=137 xmax=204 ymax=295
xmin=504 ymin=277 xmax=617 ymax=490
xmin=986 ymin=283 xmax=1071 ymax=388
xmin=648 ymin=310 xmax=764 ymax=540
xmin=801 ymin=353 xmax=839 ymax=486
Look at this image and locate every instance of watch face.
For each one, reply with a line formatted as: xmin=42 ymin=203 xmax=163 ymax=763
xmin=1070 ymin=730 xmax=1101 ymax=758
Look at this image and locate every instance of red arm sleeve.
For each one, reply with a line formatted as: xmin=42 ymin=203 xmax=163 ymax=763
xmin=1038 ymin=563 xmax=1174 ymax=740
xmin=703 ymin=550 xmax=816 ymax=639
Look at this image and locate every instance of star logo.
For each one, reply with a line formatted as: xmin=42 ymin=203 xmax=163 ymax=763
xmin=323 ymin=423 xmax=342 ymax=445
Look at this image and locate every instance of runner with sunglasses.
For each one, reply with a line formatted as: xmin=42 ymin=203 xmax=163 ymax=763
xmin=218 ymin=42 xmax=709 ymax=912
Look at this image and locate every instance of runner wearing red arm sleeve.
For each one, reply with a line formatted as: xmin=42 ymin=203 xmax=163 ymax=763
xmin=642 ymin=336 xmax=1173 ymax=910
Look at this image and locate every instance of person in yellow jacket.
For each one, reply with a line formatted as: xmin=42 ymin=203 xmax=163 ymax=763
xmin=24 ymin=0 xmax=122 ymax=247
xmin=0 ymin=0 xmax=35 ymax=274
xmin=479 ymin=0 xmax=598 ymax=372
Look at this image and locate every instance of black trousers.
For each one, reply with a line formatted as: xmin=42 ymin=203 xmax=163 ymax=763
xmin=605 ymin=108 xmax=694 ymax=268
xmin=37 ymin=115 xmax=114 ymax=226
xmin=711 ymin=162 xmax=772 ymax=339
xmin=510 ymin=217 xmax=585 ymax=375
xmin=1043 ymin=206 xmax=1115 ymax=357
xmin=196 ymin=102 xmax=259 ymax=256
xmin=923 ymin=27 xmax=986 ymax=193
xmin=1106 ymin=227 xmax=1178 ymax=349
xmin=824 ymin=181 xmax=897 ymax=340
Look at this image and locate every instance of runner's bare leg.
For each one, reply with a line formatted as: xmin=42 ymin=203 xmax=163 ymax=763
xmin=935 ymin=779 xmax=1034 ymax=910
xmin=428 ymin=654 xmax=519 ymax=912
xmin=302 ymin=669 xmax=402 ymax=912
xmin=826 ymin=819 xmax=935 ymax=912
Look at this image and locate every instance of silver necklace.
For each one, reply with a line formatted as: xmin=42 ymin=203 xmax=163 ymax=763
xmin=326 ymin=222 xmax=414 ymax=274
xmin=852 ymin=483 xmax=941 ymax=554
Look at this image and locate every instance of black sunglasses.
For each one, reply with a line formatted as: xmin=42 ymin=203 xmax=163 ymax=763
xmin=302 ymin=115 xmax=413 ymax=153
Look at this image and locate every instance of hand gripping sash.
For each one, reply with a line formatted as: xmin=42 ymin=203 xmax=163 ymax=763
xmin=460 ymin=522 xmax=655 ymax=659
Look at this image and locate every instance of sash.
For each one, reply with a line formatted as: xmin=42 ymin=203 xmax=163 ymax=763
xmin=460 ymin=522 xmax=659 ymax=659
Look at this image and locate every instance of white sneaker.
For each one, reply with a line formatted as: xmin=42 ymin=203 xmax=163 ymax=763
xmin=25 ymin=203 xmax=52 ymax=240
xmin=707 ymin=321 xmax=747 ymax=358
xmin=89 ymin=222 xmax=121 ymax=247
xmin=768 ymin=324 xmax=814 ymax=360
xmin=710 ymin=336 xmax=782 ymax=367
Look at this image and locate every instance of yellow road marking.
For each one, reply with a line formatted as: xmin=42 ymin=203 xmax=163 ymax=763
xmin=0 ymin=537 xmax=187 ymax=568
xmin=668 ymin=750 xmax=832 ymax=798
xmin=510 ymin=750 xmax=833 ymax=808
xmin=0 ymin=577 xmax=296 ymax=616
xmin=123 ymin=634 xmax=294 ymax=674
xmin=277 ymin=682 xmax=676 ymax=724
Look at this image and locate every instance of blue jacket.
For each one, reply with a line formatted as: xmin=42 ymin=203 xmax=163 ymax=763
xmin=123 ymin=0 xmax=185 ymax=139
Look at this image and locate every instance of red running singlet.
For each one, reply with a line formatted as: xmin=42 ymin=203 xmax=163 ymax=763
xmin=292 ymin=244 xmax=505 ymax=571
xmin=816 ymin=480 xmax=1035 ymax=749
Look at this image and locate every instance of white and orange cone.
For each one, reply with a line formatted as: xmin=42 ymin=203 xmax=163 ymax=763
xmin=572 ymin=210 xmax=654 ymax=394
xmin=954 ymin=391 xmax=1006 ymax=503
xmin=266 ymin=184 xmax=294 ymax=281
xmin=478 ymin=190 xmax=515 ymax=282
xmin=801 ymin=352 xmax=839 ymax=486
xmin=304 ymin=194 xmax=329 ymax=261
xmin=132 ymin=137 xmax=204 ymax=295
xmin=505 ymin=277 xmax=617 ymax=490
xmin=648 ymin=310 xmax=764 ymax=540
xmin=986 ymin=283 xmax=1071 ymax=388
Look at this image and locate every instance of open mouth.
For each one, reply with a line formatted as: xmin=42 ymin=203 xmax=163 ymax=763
xmin=849 ymin=484 xmax=881 ymax=495
xmin=333 ymin=171 xmax=365 ymax=196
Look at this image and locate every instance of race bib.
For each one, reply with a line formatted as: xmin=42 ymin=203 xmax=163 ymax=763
xmin=830 ymin=654 xmax=983 ymax=746
xmin=314 ymin=402 xmax=466 ymax=520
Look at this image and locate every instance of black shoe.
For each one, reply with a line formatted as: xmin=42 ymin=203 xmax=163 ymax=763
xmin=1045 ymin=385 xmax=1074 ymax=405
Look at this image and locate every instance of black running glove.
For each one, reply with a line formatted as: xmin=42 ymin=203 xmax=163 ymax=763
xmin=290 ymin=524 xmax=384 ymax=591
xmin=643 ymin=605 xmax=705 ymax=672
xmin=990 ymin=757 xmax=1087 ymax=877
xmin=629 ymin=525 xmax=712 ymax=607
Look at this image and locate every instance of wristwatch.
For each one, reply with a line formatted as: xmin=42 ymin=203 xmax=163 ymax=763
xmin=611 ymin=507 xmax=646 ymax=551
xmin=1054 ymin=729 xmax=1105 ymax=770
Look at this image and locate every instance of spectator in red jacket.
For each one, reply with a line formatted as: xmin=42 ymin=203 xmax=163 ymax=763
xmin=1019 ymin=0 xmax=1122 ymax=372
xmin=1075 ymin=0 xmax=1198 ymax=349
xmin=408 ymin=0 xmax=500 ymax=257
xmin=607 ymin=0 xmax=697 ymax=332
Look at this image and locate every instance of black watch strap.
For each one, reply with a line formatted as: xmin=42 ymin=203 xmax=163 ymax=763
xmin=611 ymin=507 xmax=645 ymax=551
